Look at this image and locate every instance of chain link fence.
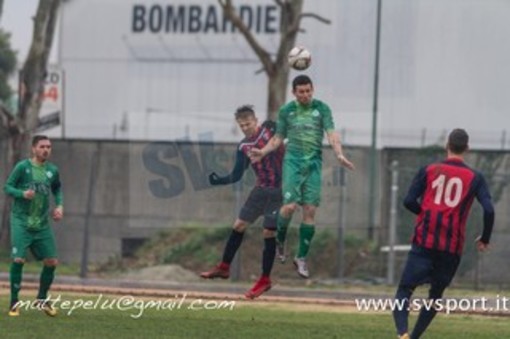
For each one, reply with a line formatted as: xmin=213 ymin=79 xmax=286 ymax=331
xmin=1 ymin=139 xmax=509 ymax=288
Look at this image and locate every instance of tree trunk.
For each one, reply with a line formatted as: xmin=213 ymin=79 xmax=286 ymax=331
xmin=266 ymin=0 xmax=303 ymax=119
xmin=267 ymin=69 xmax=290 ymax=120
xmin=0 ymin=133 xmax=28 ymax=248
xmin=219 ymin=0 xmax=311 ymax=120
xmin=0 ymin=0 xmax=61 ymax=249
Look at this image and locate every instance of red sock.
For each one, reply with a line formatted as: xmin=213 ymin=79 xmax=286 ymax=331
xmin=259 ymin=275 xmax=270 ymax=283
xmin=219 ymin=262 xmax=230 ymax=270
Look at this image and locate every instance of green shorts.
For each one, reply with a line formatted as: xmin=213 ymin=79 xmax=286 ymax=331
xmin=282 ymin=157 xmax=322 ymax=206
xmin=11 ymin=222 xmax=57 ymax=260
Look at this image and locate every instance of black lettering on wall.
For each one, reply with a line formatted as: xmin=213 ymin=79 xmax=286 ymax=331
xmin=239 ymin=6 xmax=252 ymax=31
xmin=188 ymin=5 xmax=202 ymax=33
xmin=131 ymin=4 xmax=280 ymax=34
xmin=149 ymin=5 xmax=163 ymax=33
xmin=177 ymin=142 xmax=210 ymax=190
xmin=204 ymin=5 xmax=219 ymax=33
xmin=132 ymin=5 xmax=146 ymax=32
xmin=166 ymin=5 xmax=186 ymax=32
xmin=265 ymin=5 xmax=277 ymax=33
xmin=256 ymin=5 xmax=262 ymax=33
xmin=143 ymin=142 xmax=185 ymax=198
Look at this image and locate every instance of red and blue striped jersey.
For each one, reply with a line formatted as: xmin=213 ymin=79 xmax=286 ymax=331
xmin=404 ymin=158 xmax=494 ymax=255
xmin=213 ymin=121 xmax=284 ymax=188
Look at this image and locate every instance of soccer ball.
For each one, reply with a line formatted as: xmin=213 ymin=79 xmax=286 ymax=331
xmin=288 ymin=46 xmax=312 ymax=71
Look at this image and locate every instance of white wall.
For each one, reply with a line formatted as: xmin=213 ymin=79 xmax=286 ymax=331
xmin=59 ymin=0 xmax=510 ymax=148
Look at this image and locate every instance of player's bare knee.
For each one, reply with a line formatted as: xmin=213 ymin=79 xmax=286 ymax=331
xmin=281 ymin=203 xmax=297 ymax=216
xmin=303 ymin=205 xmax=316 ymax=213
xmin=263 ymin=229 xmax=276 ymax=238
xmin=303 ymin=205 xmax=317 ymax=219
xmin=43 ymin=258 xmax=59 ymax=267
xmin=13 ymin=258 xmax=25 ymax=264
xmin=233 ymin=222 xmax=247 ymax=233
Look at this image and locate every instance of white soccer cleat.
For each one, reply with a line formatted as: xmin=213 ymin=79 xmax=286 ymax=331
xmin=276 ymin=241 xmax=286 ymax=263
xmin=293 ymin=257 xmax=310 ymax=279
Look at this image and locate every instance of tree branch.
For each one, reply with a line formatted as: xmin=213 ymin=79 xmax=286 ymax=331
xmin=0 ymin=103 xmax=21 ymax=138
xmin=273 ymin=0 xmax=284 ymax=8
xmin=286 ymin=11 xmax=331 ymax=39
xmin=218 ymin=0 xmax=275 ymax=75
xmin=300 ymin=12 xmax=332 ymax=25
xmin=20 ymin=0 xmax=60 ymax=131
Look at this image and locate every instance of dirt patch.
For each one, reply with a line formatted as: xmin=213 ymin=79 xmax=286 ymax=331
xmin=119 ymin=264 xmax=201 ymax=283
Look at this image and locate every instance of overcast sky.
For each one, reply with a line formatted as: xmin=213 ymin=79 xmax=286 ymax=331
xmin=2 ymin=0 xmax=51 ymax=65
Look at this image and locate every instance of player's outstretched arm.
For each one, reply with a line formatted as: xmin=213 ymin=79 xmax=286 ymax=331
xmin=249 ymin=135 xmax=283 ymax=163
xmin=475 ymin=237 xmax=489 ymax=252
xmin=52 ymin=206 xmax=64 ymax=221
xmin=326 ymin=131 xmax=355 ymax=170
xmin=476 ymin=175 xmax=495 ymax=249
xmin=209 ymin=149 xmax=250 ymax=186
xmin=403 ymin=167 xmax=427 ymax=215
xmin=51 ymin=169 xmax=64 ymax=221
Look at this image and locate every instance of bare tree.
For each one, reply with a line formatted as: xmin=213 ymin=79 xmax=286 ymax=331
xmin=0 ymin=0 xmax=61 ymax=247
xmin=218 ymin=0 xmax=330 ymax=120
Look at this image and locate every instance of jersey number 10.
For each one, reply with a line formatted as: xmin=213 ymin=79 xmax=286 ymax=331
xmin=431 ymin=174 xmax=463 ymax=207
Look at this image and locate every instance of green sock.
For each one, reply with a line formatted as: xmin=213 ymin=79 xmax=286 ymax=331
xmin=37 ymin=265 xmax=56 ymax=300
xmin=10 ymin=262 xmax=24 ymax=304
xmin=297 ymin=223 xmax=315 ymax=258
xmin=276 ymin=213 xmax=292 ymax=244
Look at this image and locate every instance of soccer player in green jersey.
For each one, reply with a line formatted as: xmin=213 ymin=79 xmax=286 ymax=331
xmin=4 ymin=135 xmax=63 ymax=317
xmin=250 ymin=75 xmax=354 ymax=278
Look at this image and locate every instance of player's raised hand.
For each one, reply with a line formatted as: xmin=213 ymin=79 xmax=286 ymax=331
xmin=337 ymin=154 xmax=355 ymax=170
xmin=475 ymin=236 xmax=489 ymax=252
xmin=23 ymin=189 xmax=35 ymax=200
xmin=208 ymin=172 xmax=221 ymax=185
xmin=249 ymin=148 xmax=264 ymax=163
xmin=52 ymin=206 xmax=63 ymax=221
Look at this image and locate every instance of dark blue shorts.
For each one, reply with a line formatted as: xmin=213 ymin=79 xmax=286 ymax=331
xmin=239 ymin=187 xmax=282 ymax=230
xmin=398 ymin=244 xmax=461 ymax=296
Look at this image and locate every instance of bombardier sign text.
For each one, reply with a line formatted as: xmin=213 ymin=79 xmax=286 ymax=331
xmin=131 ymin=4 xmax=280 ymax=34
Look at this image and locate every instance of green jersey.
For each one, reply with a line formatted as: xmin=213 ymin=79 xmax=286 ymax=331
xmin=4 ymin=159 xmax=63 ymax=230
xmin=276 ymin=98 xmax=335 ymax=160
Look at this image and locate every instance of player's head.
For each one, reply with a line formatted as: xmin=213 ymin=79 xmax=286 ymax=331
xmin=32 ymin=135 xmax=52 ymax=162
xmin=292 ymin=75 xmax=314 ymax=106
xmin=447 ymin=128 xmax=469 ymax=155
xmin=234 ymin=105 xmax=258 ymax=138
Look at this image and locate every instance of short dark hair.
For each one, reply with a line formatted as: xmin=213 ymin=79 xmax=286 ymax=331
xmin=234 ymin=105 xmax=256 ymax=120
xmin=32 ymin=135 xmax=50 ymax=146
xmin=292 ymin=75 xmax=313 ymax=90
xmin=447 ymin=128 xmax=469 ymax=154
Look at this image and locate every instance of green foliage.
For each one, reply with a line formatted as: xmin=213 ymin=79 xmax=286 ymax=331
xmin=162 ymin=227 xmax=231 ymax=265
xmin=0 ymin=29 xmax=16 ymax=102
xmin=94 ymin=225 xmax=385 ymax=282
xmin=94 ymin=226 xmax=233 ymax=273
xmin=307 ymin=230 xmax=381 ymax=279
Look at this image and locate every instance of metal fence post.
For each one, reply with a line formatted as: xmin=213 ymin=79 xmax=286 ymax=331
xmin=387 ymin=160 xmax=399 ymax=285
xmin=80 ymin=142 xmax=101 ymax=278
xmin=337 ymin=165 xmax=347 ymax=279
xmin=230 ymin=180 xmax=243 ymax=281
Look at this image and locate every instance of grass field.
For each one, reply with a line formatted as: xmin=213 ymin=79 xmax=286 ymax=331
xmin=1 ymin=293 xmax=510 ymax=338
